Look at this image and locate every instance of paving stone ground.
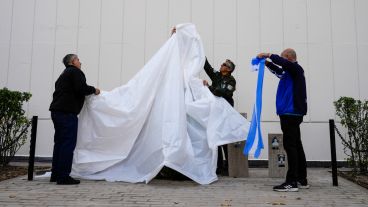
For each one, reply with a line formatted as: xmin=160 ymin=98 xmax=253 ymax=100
xmin=0 ymin=168 xmax=367 ymax=207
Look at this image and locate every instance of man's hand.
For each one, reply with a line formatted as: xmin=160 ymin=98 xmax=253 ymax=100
xmin=257 ymin=53 xmax=271 ymax=59
xmin=171 ymin=27 xmax=176 ymax=36
xmin=95 ymin=88 xmax=100 ymax=95
xmin=203 ymin=80 xmax=209 ymax=86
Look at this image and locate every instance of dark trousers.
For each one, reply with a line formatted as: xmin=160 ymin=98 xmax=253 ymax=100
xmin=51 ymin=111 xmax=78 ymax=180
xmin=216 ymin=98 xmax=233 ymax=173
xmin=217 ymin=145 xmax=228 ymax=170
xmin=280 ymin=115 xmax=307 ymax=183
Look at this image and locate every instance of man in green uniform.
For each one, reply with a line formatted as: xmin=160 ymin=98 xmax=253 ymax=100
xmin=203 ymin=58 xmax=236 ymax=175
xmin=203 ymin=58 xmax=236 ymax=106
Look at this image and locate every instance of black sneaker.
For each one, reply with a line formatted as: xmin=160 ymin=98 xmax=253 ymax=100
xmin=57 ymin=176 xmax=80 ymax=185
xmin=216 ymin=167 xmax=229 ymax=176
xmin=297 ymin=179 xmax=310 ymax=189
xmin=50 ymin=176 xmax=57 ymax=182
xmin=273 ymin=182 xmax=298 ymax=192
xmin=50 ymin=173 xmax=57 ymax=182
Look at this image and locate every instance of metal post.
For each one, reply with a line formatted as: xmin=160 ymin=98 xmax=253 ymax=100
xmin=28 ymin=116 xmax=38 ymax=181
xmin=329 ymin=119 xmax=338 ymax=186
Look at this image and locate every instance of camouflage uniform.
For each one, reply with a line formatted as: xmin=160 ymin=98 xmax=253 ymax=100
xmin=203 ymin=58 xmax=236 ymax=175
xmin=204 ymin=58 xmax=236 ymax=106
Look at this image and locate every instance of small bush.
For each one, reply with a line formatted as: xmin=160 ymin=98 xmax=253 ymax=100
xmin=0 ymin=88 xmax=32 ymax=166
xmin=334 ymin=97 xmax=368 ymax=173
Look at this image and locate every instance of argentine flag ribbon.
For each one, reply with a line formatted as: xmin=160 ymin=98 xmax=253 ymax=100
xmin=243 ymin=57 xmax=265 ymax=158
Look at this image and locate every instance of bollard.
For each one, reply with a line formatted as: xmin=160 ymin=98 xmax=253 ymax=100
xmin=28 ymin=116 xmax=38 ymax=181
xmin=228 ymin=141 xmax=249 ymax=177
xmin=268 ymin=134 xmax=287 ymax=178
xmin=228 ymin=113 xmax=249 ymax=177
xmin=329 ymin=119 xmax=338 ymax=186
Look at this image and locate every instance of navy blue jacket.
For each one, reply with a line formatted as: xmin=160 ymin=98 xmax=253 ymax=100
xmin=266 ymin=54 xmax=307 ymax=116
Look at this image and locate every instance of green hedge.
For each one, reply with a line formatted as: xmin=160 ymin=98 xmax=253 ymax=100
xmin=334 ymin=97 xmax=368 ymax=173
xmin=0 ymin=88 xmax=32 ymax=166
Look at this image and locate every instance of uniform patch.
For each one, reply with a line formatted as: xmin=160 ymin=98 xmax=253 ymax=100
xmin=227 ymin=85 xmax=234 ymax=91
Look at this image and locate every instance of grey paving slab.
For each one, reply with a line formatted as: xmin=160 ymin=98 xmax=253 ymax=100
xmin=0 ymin=168 xmax=367 ymax=207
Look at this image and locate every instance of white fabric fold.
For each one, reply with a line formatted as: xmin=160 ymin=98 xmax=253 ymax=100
xmin=71 ymin=23 xmax=250 ymax=184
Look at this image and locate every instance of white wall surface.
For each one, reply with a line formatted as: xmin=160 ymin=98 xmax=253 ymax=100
xmin=1 ymin=0 xmax=367 ymax=161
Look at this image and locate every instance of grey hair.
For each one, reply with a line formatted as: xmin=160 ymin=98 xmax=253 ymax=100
xmin=282 ymin=48 xmax=297 ymax=62
xmin=225 ymin=59 xmax=236 ymax=72
xmin=62 ymin=54 xmax=78 ymax=67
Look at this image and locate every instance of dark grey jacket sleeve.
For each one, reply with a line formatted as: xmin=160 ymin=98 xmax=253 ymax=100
xmin=72 ymin=70 xmax=96 ymax=96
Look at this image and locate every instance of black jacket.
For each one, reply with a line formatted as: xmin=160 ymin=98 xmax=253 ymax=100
xmin=204 ymin=58 xmax=236 ymax=106
xmin=49 ymin=66 xmax=96 ymax=114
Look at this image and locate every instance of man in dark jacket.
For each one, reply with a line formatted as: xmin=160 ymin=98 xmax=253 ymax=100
xmin=49 ymin=54 xmax=100 ymax=185
xmin=258 ymin=48 xmax=308 ymax=192
xmin=203 ymin=58 xmax=236 ymax=107
xmin=203 ymin=58 xmax=236 ymax=175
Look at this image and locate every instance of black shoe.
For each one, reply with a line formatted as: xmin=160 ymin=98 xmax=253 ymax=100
xmin=50 ymin=173 xmax=57 ymax=182
xmin=273 ymin=182 xmax=298 ymax=192
xmin=216 ymin=167 xmax=229 ymax=176
xmin=57 ymin=176 xmax=80 ymax=185
xmin=50 ymin=176 xmax=57 ymax=182
xmin=221 ymin=168 xmax=229 ymax=176
xmin=297 ymin=179 xmax=310 ymax=189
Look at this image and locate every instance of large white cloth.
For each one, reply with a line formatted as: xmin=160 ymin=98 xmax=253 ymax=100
xmin=71 ymin=23 xmax=250 ymax=184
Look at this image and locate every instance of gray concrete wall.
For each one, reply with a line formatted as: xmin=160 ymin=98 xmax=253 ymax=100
xmin=1 ymin=0 xmax=367 ymax=160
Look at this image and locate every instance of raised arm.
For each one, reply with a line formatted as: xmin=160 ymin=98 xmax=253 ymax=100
xmin=204 ymin=57 xmax=217 ymax=81
xmin=266 ymin=61 xmax=284 ymax=78
xmin=257 ymin=52 xmax=297 ymax=77
xmin=269 ymin=54 xmax=297 ymax=76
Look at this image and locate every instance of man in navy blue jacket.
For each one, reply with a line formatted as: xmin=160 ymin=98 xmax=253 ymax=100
xmin=258 ymin=49 xmax=308 ymax=192
xmin=49 ymin=54 xmax=100 ymax=185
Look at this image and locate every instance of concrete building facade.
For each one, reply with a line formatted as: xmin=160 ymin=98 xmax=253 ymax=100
xmin=1 ymin=0 xmax=367 ymax=161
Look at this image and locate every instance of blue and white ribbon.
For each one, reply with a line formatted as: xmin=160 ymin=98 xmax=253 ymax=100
xmin=243 ymin=57 xmax=265 ymax=158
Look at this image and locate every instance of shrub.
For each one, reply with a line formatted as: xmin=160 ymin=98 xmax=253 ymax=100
xmin=0 ymin=88 xmax=32 ymax=166
xmin=334 ymin=97 xmax=368 ymax=173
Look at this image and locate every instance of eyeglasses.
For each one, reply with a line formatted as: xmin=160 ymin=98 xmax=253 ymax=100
xmin=70 ymin=55 xmax=79 ymax=63
xmin=222 ymin=61 xmax=232 ymax=69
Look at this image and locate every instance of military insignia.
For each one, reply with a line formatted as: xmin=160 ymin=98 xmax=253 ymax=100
xmin=227 ymin=85 xmax=234 ymax=91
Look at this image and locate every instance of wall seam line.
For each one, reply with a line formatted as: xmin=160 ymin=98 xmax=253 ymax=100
xmin=143 ymin=0 xmax=147 ymax=63
xmin=259 ymin=0 xmax=261 ymax=51
xmin=6 ymin=0 xmax=15 ymax=87
xmin=76 ymin=0 xmax=81 ymax=53
xmin=212 ymin=0 xmax=215 ymax=62
xmin=51 ymin=0 xmax=59 ymax=99
xmin=97 ymin=0 xmax=103 ymax=87
xmin=329 ymin=0 xmax=336 ymax=120
xmin=353 ymin=0 xmax=361 ymax=99
xmin=235 ymin=0 xmax=239 ymax=110
xmin=27 ymin=0 xmax=37 ymax=117
xmin=120 ymin=0 xmax=125 ymax=85
xmin=305 ymin=0 xmax=312 ymax=122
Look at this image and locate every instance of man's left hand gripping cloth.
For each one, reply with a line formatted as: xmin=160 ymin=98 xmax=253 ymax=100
xmin=71 ymin=23 xmax=250 ymax=185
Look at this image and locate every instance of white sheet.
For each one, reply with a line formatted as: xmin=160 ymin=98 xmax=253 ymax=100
xmin=71 ymin=23 xmax=250 ymax=184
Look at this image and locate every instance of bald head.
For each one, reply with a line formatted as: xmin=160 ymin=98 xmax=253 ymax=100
xmin=281 ymin=48 xmax=297 ymax=62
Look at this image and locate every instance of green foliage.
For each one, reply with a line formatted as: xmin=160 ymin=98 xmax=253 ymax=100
xmin=0 ymin=88 xmax=32 ymax=166
xmin=334 ymin=97 xmax=368 ymax=173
